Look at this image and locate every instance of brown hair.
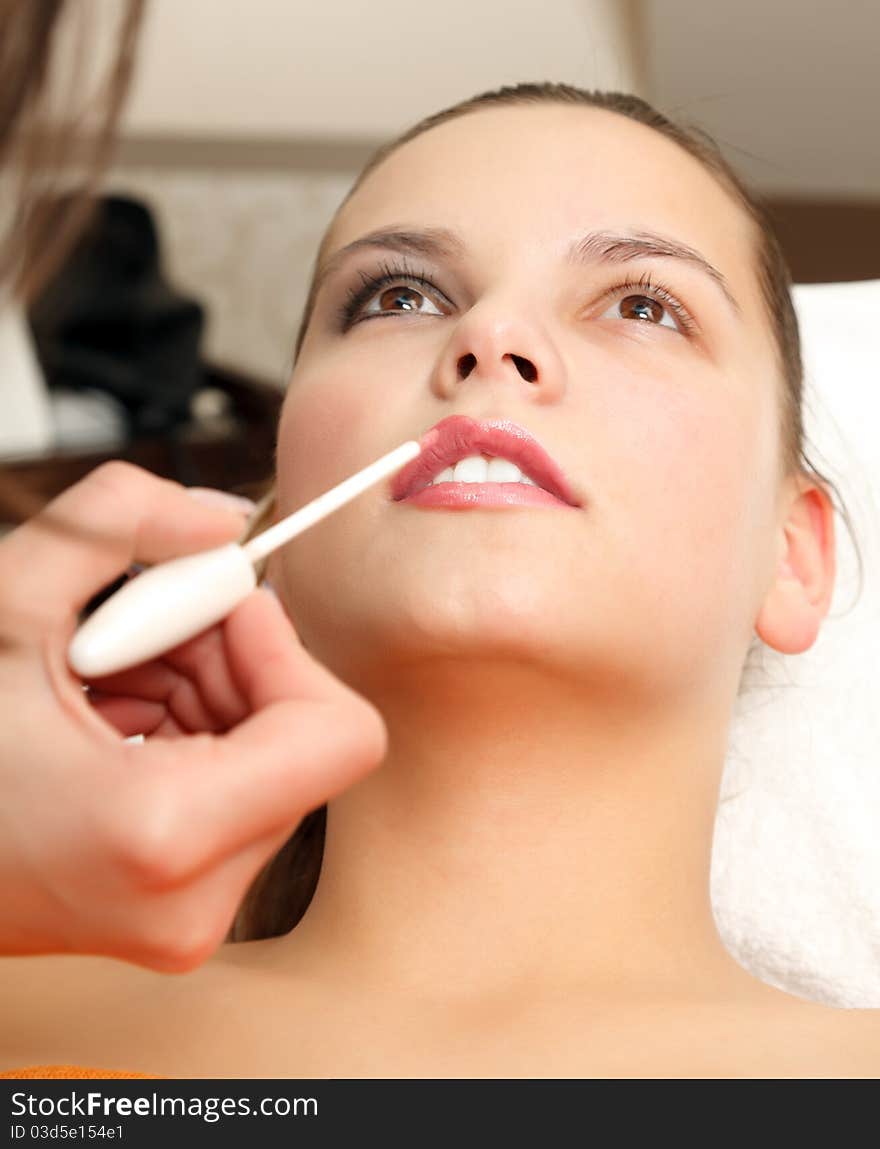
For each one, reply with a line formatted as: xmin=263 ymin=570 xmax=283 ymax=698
xmin=0 ymin=0 xmax=145 ymax=302
xmin=0 ymin=0 xmax=145 ymax=523
xmin=229 ymin=82 xmax=861 ymax=943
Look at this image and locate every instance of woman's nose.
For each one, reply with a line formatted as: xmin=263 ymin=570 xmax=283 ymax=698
xmin=456 ymin=351 xmax=538 ymax=383
xmin=432 ymin=303 xmax=565 ymax=404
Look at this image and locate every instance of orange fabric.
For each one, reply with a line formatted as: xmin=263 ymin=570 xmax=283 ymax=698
xmin=0 ymin=1065 xmax=161 ymax=1079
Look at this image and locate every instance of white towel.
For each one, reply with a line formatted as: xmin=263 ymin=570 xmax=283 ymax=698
xmin=0 ymin=299 xmax=54 ymax=460
xmin=711 ymin=280 xmax=880 ymax=1006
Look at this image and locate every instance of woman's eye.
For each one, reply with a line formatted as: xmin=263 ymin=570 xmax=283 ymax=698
xmin=600 ymin=293 xmax=678 ymax=330
xmin=361 ymin=283 xmax=444 ymax=318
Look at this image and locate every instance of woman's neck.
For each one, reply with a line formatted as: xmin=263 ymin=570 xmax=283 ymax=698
xmin=277 ymin=657 xmax=752 ymax=1005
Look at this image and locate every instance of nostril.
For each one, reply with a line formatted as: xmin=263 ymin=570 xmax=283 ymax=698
xmin=510 ymin=355 xmax=537 ymax=383
xmin=457 ymin=353 xmax=477 ymax=380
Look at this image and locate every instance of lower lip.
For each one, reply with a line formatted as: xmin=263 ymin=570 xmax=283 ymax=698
xmin=396 ymin=482 xmax=575 ymax=509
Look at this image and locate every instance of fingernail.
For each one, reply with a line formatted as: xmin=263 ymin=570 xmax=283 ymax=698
xmin=186 ymin=487 xmax=256 ymax=514
xmin=260 ymin=577 xmax=280 ymax=601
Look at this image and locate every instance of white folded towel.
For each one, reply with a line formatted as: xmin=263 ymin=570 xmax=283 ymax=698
xmin=711 ymin=280 xmax=880 ymax=1006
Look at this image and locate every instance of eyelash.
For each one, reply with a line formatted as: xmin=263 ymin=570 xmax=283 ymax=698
xmin=336 ymin=258 xmax=698 ymax=336
xmin=337 ymin=258 xmax=439 ymax=328
xmin=603 ymin=272 xmax=698 ymax=335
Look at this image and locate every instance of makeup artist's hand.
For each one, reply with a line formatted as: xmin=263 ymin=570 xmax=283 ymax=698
xmin=0 ymin=462 xmax=388 ymax=972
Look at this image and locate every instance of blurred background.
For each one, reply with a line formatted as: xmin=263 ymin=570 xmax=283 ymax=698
xmin=3 ymin=0 xmax=878 ymax=521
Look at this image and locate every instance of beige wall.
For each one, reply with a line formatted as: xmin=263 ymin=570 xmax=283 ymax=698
xmin=119 ymin=0 xmax=643 ymax=138
xmin=104 ymin=161 xmax=357 ymax=381
xmin=643 ymin=0 xmax=880 ymax=198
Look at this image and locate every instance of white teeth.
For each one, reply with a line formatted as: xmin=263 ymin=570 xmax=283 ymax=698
xmin=486 ymin=457 xmax=522 ymax=483
xmin=452 ymin=456 xmax=492 ymax=483
xmin=428 ymin=454 xmax=540 ymax=487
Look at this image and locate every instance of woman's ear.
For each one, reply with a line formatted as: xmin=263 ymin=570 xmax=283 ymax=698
xmin=754 ymin=480 xmax=837 ymax=654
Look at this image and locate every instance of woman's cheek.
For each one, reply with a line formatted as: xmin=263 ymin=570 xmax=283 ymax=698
xmin=278 ymin=373 xmax=377 ymax=503
xmin=594 ymin=355 xmax=753 ymax=565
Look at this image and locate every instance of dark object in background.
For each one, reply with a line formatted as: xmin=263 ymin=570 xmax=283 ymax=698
xmin=27 ymin=194 xmax=204 ymax=437
xmin=765 ymin=199 xmax=880 ymax=284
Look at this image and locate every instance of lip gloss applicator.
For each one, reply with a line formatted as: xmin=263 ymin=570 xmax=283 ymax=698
xmin=67 ymin=440 xmax=422 ymax=678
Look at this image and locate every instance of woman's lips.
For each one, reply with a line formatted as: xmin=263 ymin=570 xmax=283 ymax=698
xmin=391 ymin=415 xmax=582 ymax=506
xmin=398 ymin=482 xmax=574 ymax=509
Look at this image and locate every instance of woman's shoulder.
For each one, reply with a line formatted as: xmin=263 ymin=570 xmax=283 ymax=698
xmin=0 ymin=951 xmax=154 ymax=1029
xmin=3 ymin=948 xmax=879 ymax=1078
xmin=728 ymin=989 xmax=880 ymax=1078
xmin=813 ymin=1003 xmax=880 ymax=1076
xmin=0 ymin=950 xmax=230 ymax=1077
xmin=0 ymin=938 xmax=322 ymax=1079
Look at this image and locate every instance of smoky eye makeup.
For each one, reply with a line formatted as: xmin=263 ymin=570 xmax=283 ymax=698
xmin=333 ymin=257 xmax=451 ymax=330
xmin=324 ymin=251 xmax=710 ymax=341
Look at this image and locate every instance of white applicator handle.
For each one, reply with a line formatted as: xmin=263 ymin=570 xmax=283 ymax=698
xmin=68 ymin=543 xmax=257 ymax=677
xmin=68 ymin=440 xmax=421 ymax=678
xmin=243 ymin=440 xmax=419 ymax=563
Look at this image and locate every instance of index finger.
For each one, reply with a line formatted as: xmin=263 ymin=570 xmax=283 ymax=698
xmin=0 ymin=462 xmax=250 ymax=634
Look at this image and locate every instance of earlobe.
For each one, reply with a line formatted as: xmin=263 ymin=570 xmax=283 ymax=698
xmin=753 ymin=483 xmax=837 ymax=655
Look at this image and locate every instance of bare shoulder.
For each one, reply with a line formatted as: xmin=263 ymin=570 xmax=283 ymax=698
xmin=0 ymin=953 xmax=149 ymax=1037
xmin=0 ymin=938 xmax=317 ymax=1078
xmin=757 ymin=992 xmax=880 ymax=1077
xmin=818 ymin=1003 xmax=880 ymax=1076
xmin=0 ymin=951 xmax=228 ymax=1075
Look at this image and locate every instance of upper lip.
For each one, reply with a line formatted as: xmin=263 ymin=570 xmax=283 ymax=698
xmin=390 ymin=415 xmax=582 ymax=506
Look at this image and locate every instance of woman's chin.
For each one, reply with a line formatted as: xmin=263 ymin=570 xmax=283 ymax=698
xmin=306 ymin=597 xmax=574 ymax=684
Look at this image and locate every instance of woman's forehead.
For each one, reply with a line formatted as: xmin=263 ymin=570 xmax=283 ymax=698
xmin=330 ymin=105 xmax=755 ymax=285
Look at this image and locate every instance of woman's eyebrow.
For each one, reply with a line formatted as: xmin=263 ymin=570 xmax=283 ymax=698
xmin=314 ymin=224 xmax=741 ymax=318
xmin=313 ymin=227 xmax=465 ymax=297
xmin=572 ymin=229 xmax=742 ymax=318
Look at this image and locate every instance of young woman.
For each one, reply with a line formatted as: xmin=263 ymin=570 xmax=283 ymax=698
xmin=2 ymin=83 xmax=877 ymax=1079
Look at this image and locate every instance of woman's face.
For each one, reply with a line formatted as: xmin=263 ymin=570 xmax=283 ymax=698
xmin=273 ymin=104 xmax=785 ymax=700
